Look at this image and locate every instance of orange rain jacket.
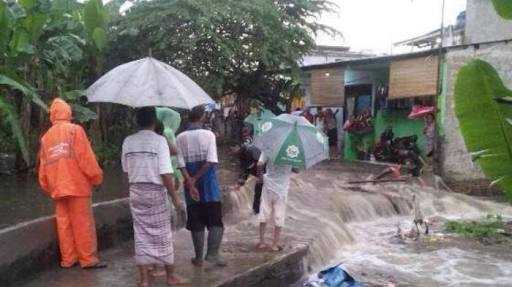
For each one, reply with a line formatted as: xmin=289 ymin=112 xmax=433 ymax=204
xmin=38 ymin=98 xmax=103 ymax=199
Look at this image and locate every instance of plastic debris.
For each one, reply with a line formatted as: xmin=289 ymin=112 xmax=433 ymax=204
xmin=304 ymin=264 xmax=365 ymax=287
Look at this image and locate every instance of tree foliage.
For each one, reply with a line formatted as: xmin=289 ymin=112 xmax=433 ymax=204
xmin=454 ymin=59 xmax=512 ymax=200
xmin=0 ymin=0 xmax=336 ymax=167
xmin=107 ymin=0 xmax=336 ymax=107
xmin=0 ymin=0 xmax=108 ymax=166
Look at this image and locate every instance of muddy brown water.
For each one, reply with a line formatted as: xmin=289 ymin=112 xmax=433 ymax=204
xmin=4 ymin=152 xmax=512 ymax=286
xmin=0 ymin=148 xmax=239 ymax=229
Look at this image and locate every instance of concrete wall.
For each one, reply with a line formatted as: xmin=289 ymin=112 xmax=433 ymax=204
xmin=440 ymin=41 xmax=512 ymax=192
xmin=0 ymin=198 xmax=133 ymax=287
xmin=466 ymin=0 xmax=512 ymax=44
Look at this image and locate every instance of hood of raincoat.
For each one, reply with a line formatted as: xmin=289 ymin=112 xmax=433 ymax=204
xmin=50 ymin=98 xmax=72 ymax=124
xmin=156 ymin=107 xmax=181 ymax=132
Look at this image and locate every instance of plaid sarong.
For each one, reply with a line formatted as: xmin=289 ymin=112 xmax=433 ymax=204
xmin=129 ymin=183 xmax=174 ymax=265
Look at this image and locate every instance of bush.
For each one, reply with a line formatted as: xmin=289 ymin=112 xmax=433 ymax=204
xmin=94 ymin=142 xmax=120 ymax=166
xmin=445 ymin=214 xmax=505 ymax=238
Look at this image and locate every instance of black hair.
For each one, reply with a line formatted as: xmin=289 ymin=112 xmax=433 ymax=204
xmin=136 ymin=107 xmax=157 ymax=128
xmin=189 ymin=105 xmax=206 ymax=122
xmin=155 ymin=119 xmax=164 ymax=135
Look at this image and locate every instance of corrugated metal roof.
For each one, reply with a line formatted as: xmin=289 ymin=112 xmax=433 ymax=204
xmin=301 ymin=49 xmax=440 ymax=71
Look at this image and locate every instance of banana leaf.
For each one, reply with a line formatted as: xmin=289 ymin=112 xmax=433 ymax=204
xmin=0 ymin=95 xmax=29 ymax=164
xmin=455 ymin=59 xmax=512 ymax=200
xmin=0 ymin=74 xmax=47 ymax=111
xmin=492 ymin=0 xmax=512 ymax=20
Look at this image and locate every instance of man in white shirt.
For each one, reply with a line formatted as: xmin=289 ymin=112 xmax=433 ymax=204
xmin=121 ymin=107 xmax=187 ymax=286
xmin=176 ymin=105 xmax=227 ymax=267
xmin=256 ymin=154 xmax=296 ymax=252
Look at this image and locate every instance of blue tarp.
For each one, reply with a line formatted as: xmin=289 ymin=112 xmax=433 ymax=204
xmin=305 ymin=264 xmax=365 ymax=287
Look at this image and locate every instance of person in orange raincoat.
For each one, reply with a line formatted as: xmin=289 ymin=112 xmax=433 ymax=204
xmin=38 ymin=98 xmax=106 ymax=269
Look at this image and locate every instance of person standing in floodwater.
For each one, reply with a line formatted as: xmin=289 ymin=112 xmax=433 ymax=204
xmin=176 ymin=105 xmax=227 ymax=267
xmin=233 ymin=125 xmax=265 ymax=214
xmin=122 ymin=107 xmax=188 ymax=287
xmin=38 ymin=98 xmax=106 ymax=269
xmin=256 ymin=153 xmax=298 ymax=252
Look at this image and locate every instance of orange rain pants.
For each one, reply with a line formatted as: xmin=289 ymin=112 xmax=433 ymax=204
xmin=38 ymin=98 xmax=103 ymax=268
xmin=55 ymin=197 xmax=99 ymax=268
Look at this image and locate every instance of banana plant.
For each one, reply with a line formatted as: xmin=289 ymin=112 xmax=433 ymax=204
xmin=492 ymin=0 xmax=512 ymax=20
xmin=0 ymin=0 xmax=106 ymax=166
xmin=455 ymin=59 xmax=512 ymax=200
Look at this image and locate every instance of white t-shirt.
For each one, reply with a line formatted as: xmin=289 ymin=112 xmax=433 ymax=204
xmin=259 ymin=154 xmax=293 ymax=199
xmin=122 ymin=130 xmax=173 ymax=185
xmin=176 ymin=129 xmax=218 ymax=167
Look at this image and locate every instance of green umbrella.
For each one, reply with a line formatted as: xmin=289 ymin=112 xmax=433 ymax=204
xmin=244 ymin=108 xmax=276 ymax=135
xmin=254 ymin=114 xmax=329 ymax=169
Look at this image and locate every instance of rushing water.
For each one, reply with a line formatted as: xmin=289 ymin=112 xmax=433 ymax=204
xmin=4 ymin=158 xmax=512 ymax=286
xmin=241 ymin=162 xmax=512 ymax=286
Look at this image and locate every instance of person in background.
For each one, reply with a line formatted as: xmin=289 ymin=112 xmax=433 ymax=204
xmin=315 ymin=108 xmax=325 ymax=133
xmin=156 ymin=108 xmax=183 ymax=191
xmin=38 ymin=98 xmax=106 ymax=269
xmin=228 ymin=109 xmax=243 ymax=141
xmin=256 ymin=153 xmax=298 ymax=252
xmin=291 ymin=107 xmax=303 ymax=116
xmin=233 ymin=125 xmax=265 ymax=214
xmin=122 ymin=107 xmax=187 ymax=287
xmin=176 ymin=105 xmax=227 ymax=267
xmin=423 ymin=113 xmax=435 ymax=157
xmin=303 ymin=108 xmax=315 ymax=124
xmin=325 ymin=109 xmax=339 ymax=159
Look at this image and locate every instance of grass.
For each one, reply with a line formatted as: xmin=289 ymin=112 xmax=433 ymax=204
xmin=492 ymin=0 xmax=512 ymax=20
xmin=94 ymin=142 xmax=120 ymax=165
xmin=445 ymin=214 xmax=506 ymax=239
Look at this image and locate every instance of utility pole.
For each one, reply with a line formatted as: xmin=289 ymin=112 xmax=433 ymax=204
xmin=434 ymin=0 xmax=446 ymax=175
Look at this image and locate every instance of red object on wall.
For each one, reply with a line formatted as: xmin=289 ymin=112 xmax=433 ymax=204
xmin=408 ymin=105 xmax=435 ymax=119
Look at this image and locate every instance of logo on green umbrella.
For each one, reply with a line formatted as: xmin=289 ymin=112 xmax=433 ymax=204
xmin=274 ymin=126 xmax=305 ymax=167
xmin=261 ymin=121 xmax=273 ymax=133
xmin=286 ymin=145 xmax=300 ymax=158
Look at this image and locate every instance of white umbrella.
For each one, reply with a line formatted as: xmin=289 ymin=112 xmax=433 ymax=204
xmin=86 ymin=57 xmax=214 ymax=109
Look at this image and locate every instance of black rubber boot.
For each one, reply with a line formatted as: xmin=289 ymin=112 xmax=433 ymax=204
xmin=191 ymin=231 xmax=205 ymax=266
xmin=205 ymin=227 xmax=227 ymax=267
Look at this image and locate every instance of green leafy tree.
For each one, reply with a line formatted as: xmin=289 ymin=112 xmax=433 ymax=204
xmin=454 ymin=59 xmax=512 ymax=200
xmin=0 ymin=0 xmax=108 ymax=167
xmin=106 ymin=0 xmax=336 ymax=105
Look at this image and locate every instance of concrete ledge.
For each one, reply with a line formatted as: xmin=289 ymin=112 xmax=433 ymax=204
xmin=0 ymin=198 xmax=132 ymax=287
xmin=218 ymin=245 xmax=308 ymax=287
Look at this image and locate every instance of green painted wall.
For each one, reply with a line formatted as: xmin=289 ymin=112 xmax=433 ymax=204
xmin=374 ymin=110 xmax=427 ymax=154
xmin=344 ymin=131 xmax=375 ymax=160
xmin=344 ymin=109 xmax=427 ymax=160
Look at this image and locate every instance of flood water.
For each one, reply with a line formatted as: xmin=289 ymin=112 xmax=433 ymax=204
xmin=0 ymin=167 xmax=127 ymax=229
xmin=2 ymin=154 xmax=512 ymax=286
xmin=334 ymin=218 xmax=512 ymax=286
xmin=0 ymin=146 xmax=238 ymax=229
xmin=285 ymin=163 xmax=512 ymax=287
